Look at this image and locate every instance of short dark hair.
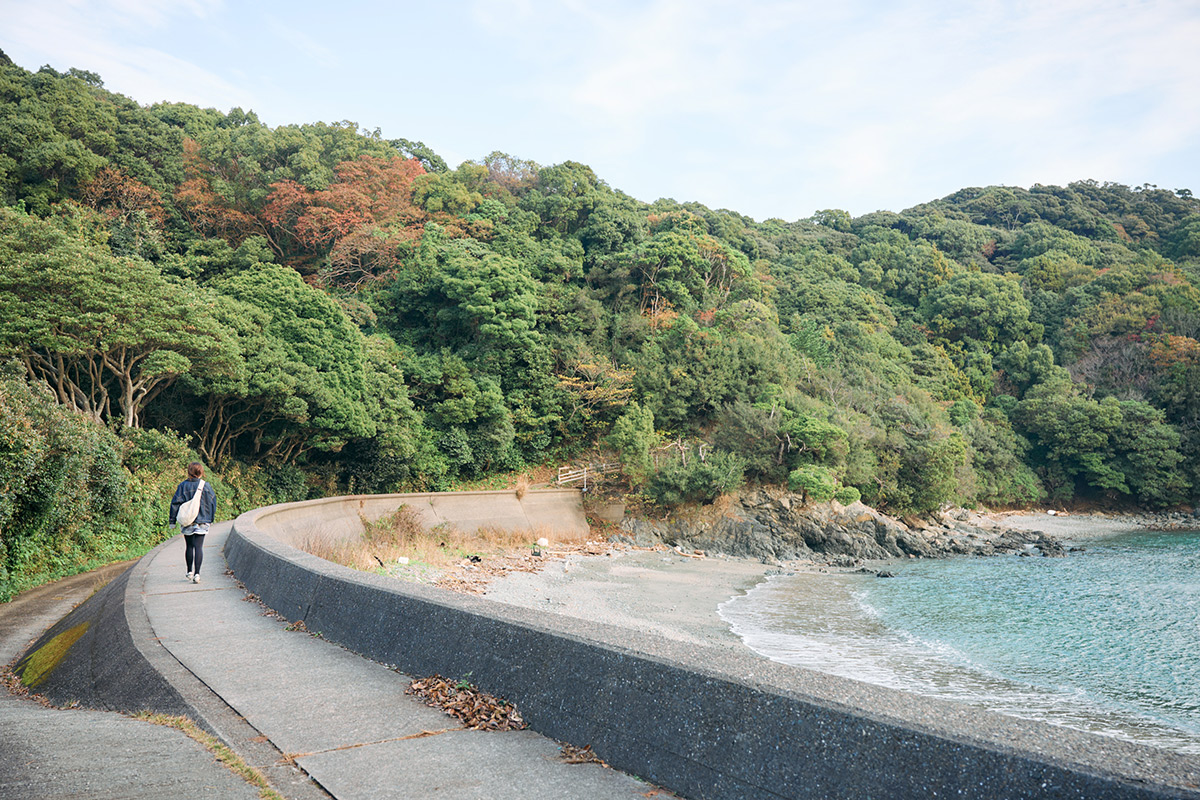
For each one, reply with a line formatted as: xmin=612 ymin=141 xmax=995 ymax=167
xmin=187 ymin=462 xmax=204 ymax=479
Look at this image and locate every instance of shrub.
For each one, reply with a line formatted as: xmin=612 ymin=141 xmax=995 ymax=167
xmin=119 ymin=427 xmax=195 ymax=545
xmin=0 ymin=371 xmax=279 ymax=601
xmin=265 ymin=462 xmax=311 ymax=504
xmin=0 ymin=372 xmax=174 ymax=600
xmin=644 ymin=449 xmax=745 ymax=507
xmin=122 ymin=427 xmax=192 ymax=473
xmin=834 ymin=485 xmax=861 ymax=505
xmin=604 ymin=402 xmax=657 ymax=483
xmin=207 ymin=461 xmax=275 ymax=520
xmin=788 ymin=464 xmax=838 ymax=503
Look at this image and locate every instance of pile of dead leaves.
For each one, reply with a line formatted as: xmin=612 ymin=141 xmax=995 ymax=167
xmin=1 ymin=667 xmax=35 ymax=702
xmin=406 ymin=674 xmax=528 ymax=731
xmin=559 ymin=743 xmax=607 ymax=766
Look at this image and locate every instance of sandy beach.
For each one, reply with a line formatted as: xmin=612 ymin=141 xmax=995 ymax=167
xmin=484 ymin=510 xmax=1158 ymax=651
xmin=484 ymin=548 xmax=774 ymax=649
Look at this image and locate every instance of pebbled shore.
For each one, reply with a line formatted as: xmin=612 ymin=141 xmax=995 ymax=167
xmin=612 ymin=491 xmax=1063 ymax=565
xmin=612 ymin=491 xmax=1200 ymax=567
xmin=486 ymin=505 xmax=1198 ymax=654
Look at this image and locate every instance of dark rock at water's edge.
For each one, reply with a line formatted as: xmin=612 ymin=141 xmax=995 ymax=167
xmin=1142 ymin=508 xmax=1200 ymax=530
xmin=610 ymin=489 xmax=1066 ymax=566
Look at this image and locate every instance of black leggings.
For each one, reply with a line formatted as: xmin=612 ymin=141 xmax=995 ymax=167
xmin=184 ymin=533 xmax=205 ymax=575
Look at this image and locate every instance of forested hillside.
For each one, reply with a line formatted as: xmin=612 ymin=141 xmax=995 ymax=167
xmin=3 ymin=53 xmax=1200 ymax=598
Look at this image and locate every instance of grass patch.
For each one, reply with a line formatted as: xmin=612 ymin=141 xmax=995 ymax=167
xmin=1 ymin=547 xmax=154 ymax=603
xmin=443 ymin=465 xmax=557 ymax=493
xmin=86 ymin=574 xmax=115 ymax=601
xmin=131 ymin=712 xmax=285 ymax=800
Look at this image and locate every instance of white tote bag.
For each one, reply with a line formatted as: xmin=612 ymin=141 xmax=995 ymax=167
xmin=177 ymin=479 xmax=205 ymax=527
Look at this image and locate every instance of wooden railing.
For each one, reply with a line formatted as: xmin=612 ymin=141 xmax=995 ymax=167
xmin=556 ymin=462 xmax=619 ymax=490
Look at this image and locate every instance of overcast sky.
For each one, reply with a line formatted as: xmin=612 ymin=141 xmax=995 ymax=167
xmin=2 ymin=0 xmax=1198 ymax=221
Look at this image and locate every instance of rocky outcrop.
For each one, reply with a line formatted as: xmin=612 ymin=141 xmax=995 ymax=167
xmin=612 ymin=489 xmax=1065 ymax=565
xmin=1140 ymin=508 xmax=1200 ymax=530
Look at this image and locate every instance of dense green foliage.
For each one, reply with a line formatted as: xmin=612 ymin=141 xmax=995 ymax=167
xmin=0 ymin=362 xmax=288 ymax=600
xmin=3 ymin=53 xmax=1200 ymax=593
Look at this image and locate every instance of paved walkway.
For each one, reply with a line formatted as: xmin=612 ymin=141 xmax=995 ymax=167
xmin=0 ymin=562 xmax=261 ymax=799
xmin=78 ymin=523 xmax=653 ymax=798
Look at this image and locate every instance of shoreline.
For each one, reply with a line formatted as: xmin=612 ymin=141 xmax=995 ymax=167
xmin=240 ymin=498 xmax=1200 ymax=798
xmin=976 ymin=508 xmax=1167 ymax=542
xmin=484 ymin=509 xmax=1186 ymax=657
xmin=484 ymin=510 xmax=1200 ymax=757
xmin=484 ymin=547 xmax=770 ymax=649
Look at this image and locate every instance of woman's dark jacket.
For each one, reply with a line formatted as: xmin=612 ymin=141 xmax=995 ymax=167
xmin=168 ymin=478 xmax=217 ymax=526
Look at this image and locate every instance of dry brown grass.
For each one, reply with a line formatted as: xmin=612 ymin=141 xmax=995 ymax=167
xmin=446 ymin=465 xmax=557 ymax=493
xmin=132 ymin=712 xmax=285 ymax=800
xmin=86 ymin=575 xmax=113 ymax=601
xmin=295 ymin=505 xmax=587 ymax=575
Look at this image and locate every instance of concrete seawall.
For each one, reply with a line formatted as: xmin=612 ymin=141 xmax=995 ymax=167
xmin=227 ymin=492 xmax=1200 ymax=800
xmin=250 ymin=487 xmax=590 ymax=546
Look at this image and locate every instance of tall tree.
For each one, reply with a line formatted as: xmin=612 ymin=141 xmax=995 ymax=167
xmin=0 ymin=207 xmax=230 ymax=428
xmin=211 ymin=261 xmax=376 ymax=461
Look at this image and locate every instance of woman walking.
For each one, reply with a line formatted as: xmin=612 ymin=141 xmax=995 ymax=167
xmin=169 ymin=462 xmax=217 ymax=583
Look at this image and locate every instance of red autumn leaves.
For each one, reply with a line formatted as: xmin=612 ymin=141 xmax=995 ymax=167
xmin=177 ymin=141 xmax=429 ymax=288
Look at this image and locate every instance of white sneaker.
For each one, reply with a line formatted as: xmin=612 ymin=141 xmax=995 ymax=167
xmin=192 ymin=573 xmax=201 ymax=584
xmin=185 ymin=571 xmax=193 ymax=582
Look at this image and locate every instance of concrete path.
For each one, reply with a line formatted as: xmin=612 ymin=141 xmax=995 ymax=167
xmin=0 ymin=563 xmax=262 ymax=800
xmin=137 ymin=522 xmax=655 ymax=799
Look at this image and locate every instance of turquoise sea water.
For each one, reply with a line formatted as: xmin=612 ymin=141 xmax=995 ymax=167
xmin=719 ymin=528 xmax=1200 ymax=754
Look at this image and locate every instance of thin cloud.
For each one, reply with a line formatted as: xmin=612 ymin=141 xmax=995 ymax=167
xmin=267 ymin=20 xmax=340 ymax=69
xmin=104 ymin=0 xmax=221 ymax=29
xmin=0 ymin=0 xmax=250 ymax=109
xmin=0 ymin=0 xmax=1196 ymax=219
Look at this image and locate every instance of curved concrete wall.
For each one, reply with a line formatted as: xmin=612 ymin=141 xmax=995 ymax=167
xmin=251 ymin=488 xmax=589 ymax=547
xmin=227 ymin=494 xmax=1200 ymax=800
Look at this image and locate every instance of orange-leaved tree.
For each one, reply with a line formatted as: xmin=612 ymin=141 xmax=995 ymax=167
xmin=174 ymin=137 xmax=264 ymax=247
xmin=264 ymin=155 xmax=427 ymax=288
